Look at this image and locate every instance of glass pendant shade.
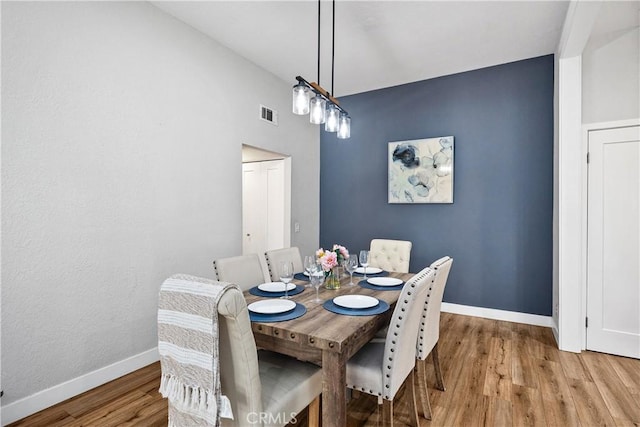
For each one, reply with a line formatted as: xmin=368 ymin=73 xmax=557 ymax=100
xmin=325 ymin=104 xmax=339 ymax=132
xmin=337 ymin=113 xmax=351 ymax=139
xmin=309 ymin=95 xmax=326 ymax=124
xmin=292 ymin=83 xmax=310 ymax=115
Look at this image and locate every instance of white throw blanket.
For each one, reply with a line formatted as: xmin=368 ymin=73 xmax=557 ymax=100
xmin=158 ymin=274 xmax=235 ymax=426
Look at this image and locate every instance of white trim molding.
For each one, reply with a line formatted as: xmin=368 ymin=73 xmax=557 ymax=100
xmin=1 ymin=348 xmax=159 ymax=426
xmin=441 ymin=302 xmax=554 ymax=328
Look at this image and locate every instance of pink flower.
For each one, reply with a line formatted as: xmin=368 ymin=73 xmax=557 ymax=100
xmin=320 ymin=251 xmax=338 ymax=271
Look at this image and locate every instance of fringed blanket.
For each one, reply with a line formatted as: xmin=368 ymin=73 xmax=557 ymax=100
xmin=158 ymin=274 xmax=236 ymax=426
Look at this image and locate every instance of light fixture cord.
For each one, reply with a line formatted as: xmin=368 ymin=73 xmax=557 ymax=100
xmin=331 ymin=0 xmax=335 ymax=96
xmin=317 ymin=0 xmax=321 ymax=85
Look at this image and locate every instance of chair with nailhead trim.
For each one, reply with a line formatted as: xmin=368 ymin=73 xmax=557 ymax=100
xmin=415 ymin=256 xmax=453 ymax=420
xmin=345 ymin=266 xmax=434 ymax=426
xmin=213 ymin=253 xmax=270 ymax=292
xmin=264 ymin=247 xmax=304 ymax=282
xmin=368 ymin=239 xmax=412 ymax=273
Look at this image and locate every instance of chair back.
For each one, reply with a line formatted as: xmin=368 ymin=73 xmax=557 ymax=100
xmin=369 ymin=239 xmax=412 ymax=273
xmin=214 ymin=254 xmax=269 ymax=291
xmin=218 ymin=286 xmax=263 ymax=426
xmin=264 ymin=247 xmax=304 ymax=281
xmin=382 ymin=266 xmax=434 ymax=400
xmin=417 ymin=256 xmax=453 ymax=360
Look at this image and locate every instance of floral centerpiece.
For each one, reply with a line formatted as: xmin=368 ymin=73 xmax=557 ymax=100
xmin=316 ymin=245 xmax=349 ymax=289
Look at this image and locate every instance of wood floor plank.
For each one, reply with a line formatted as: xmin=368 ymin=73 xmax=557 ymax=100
xmin=483 ymin=336 xmax=512 ymax=401
xmin=512 ymin=384 xmax=548 ymax=427
xmin=484 ymin=396 xmax=513 ymax=427
xmin=558 ymin=350 xmax=594 ymax=382
xmin=65 ymin=390 xmax=150 ymax=426
xmin=606 ymin=354 xmax=640 ymax=390
xmin=534 ymin=359 xmax=581 ymax=426
xmin=581 ymin=352 xmax=640 ymax=424
xmin=568 ymin=378 xmax=617 ymax=426
xmin=60 ymin=362 xmax=161 ymax=418
xmin=512 ymin=327 xmax=540 ymax=388
xmin=7 ymin=407 xmax=73 ymax=427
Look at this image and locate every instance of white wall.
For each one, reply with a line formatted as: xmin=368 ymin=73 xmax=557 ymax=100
xmin=1 ymin=0 xmax=319 ymax=415
xmin=582 ymin=27 xmax=639 ymax=124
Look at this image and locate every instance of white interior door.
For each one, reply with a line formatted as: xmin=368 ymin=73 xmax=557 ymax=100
xmin=242 ymin=162 xmax=264 ymax=255
xmin=242 ymin=159 xmax=288 ymax=255
xmin=587 ymin=125 xmax=640 ymax=359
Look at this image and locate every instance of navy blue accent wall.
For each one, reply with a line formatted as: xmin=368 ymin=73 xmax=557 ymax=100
xmin=319 ymin=55 xmax=554 ymax=316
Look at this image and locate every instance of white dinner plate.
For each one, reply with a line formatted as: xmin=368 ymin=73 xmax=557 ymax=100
xmin=248 ymin=299 xmax=296 ymax=314
xmin=258 ymin=282 xmax=296 ymax=292
xmin=367 ymin=277 xmax=403 ymax=287
xmin=355 ymin=267 xmax=383 ymax=274
xmin=333 ymin=295 xmax=379 ymax=309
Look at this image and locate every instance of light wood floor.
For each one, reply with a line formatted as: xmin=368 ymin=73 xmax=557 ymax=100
xmin=9 ymin=313 xmax=640 ymax=426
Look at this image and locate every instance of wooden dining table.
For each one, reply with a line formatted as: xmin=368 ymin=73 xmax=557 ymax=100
xmin=244 ymin=270 xmax=414 ymax=427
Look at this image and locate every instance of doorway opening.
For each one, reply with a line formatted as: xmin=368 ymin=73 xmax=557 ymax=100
xmin=242 ymin=144 xmax=291 ymax=256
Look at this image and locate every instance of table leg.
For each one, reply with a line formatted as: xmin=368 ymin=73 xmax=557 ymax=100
xmin=322 ymin=350 xmax=347 ymax=427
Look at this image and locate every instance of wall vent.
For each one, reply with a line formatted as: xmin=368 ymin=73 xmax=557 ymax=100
xmin=259 ymin=105 xmax=278 ymax=126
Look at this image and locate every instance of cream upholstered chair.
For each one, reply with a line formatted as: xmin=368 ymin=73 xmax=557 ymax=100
xmin=368 ymin=239 xmax=412 ymax=273
xmin=217 ymin=285 xmax=322 ymax=427
xmin=414 ymin=256 xmax=453 ymax=420
xmin=213 ymin=254 xmax=269 ymax=291
xmin=346 ymin=267 xmax=434 ymax=427
xmin=264 ymin=247 xmax=304 ymax=281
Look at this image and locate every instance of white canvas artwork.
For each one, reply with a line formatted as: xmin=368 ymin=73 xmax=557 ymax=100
xmin=388 ymin=136 xmax=454 ymax=203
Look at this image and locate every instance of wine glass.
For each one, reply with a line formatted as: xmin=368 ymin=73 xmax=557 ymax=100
xmin=279 ymin=261 xmax=294 ymax=299
xmin=304 ymin=255 xmax=316 ymax=287
xmin=310 ymin=266 xmax=324 ymax=303
xmin=359 ymin=250 xmax=370 ymax=280
xmin=345 ymin=256 xmax=358 ymax=286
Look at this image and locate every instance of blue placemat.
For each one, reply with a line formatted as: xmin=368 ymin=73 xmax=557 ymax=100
xmin=323 ymin=299 xmax=390 ymax=316
xmin=249 ymin=303 xmax=307 ymax=322
xmin=353 ymin=270 xmax=389 ymax=278
xmin=294 ymin=272 xmax=310 ymax=282
xmin=249 ymin=284 xmax=305 ymax=298
xmin=358 ymin=279 xmax=404 ymax=291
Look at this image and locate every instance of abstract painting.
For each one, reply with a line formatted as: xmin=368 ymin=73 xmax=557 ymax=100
xmin=388 ymin=136 xmax=454 ymax=203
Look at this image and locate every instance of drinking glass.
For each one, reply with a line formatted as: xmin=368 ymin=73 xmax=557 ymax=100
xmin=345 ymin=256 xmax=358 ymax=286
xmin=279 ymin=261 xmax=294 ymax=299
xmin=310 ymin=267 xmax=324 ymax=303
xmin=304 ymin=255 xmax=316 ymax=287
xmin=359 ymin=250 xmax=370 ymax=280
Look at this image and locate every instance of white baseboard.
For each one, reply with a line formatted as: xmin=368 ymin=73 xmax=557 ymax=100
xmin=441 ymin=302 xmax=554 ymax=328
xmin=1 ymin=347 xmax=159 ymax=426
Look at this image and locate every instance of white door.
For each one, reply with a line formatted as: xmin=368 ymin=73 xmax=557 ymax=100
xmin=242 ymin=159 xmax=287 ymax=255
xmin=587 ymin=125 xmax=640 ymax=359
xmin=242 ymin=162 xmax=264 ymax=255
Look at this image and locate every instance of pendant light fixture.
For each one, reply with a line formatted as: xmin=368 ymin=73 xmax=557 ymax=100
xmin=292 ymin=0 xmax=351 ymax=139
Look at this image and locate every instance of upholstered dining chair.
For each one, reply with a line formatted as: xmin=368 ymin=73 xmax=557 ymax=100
xmin=368 ymin=239 xmax=412 ymax=273
xmin=415 ymin=256 xmax=453 ymax=420
xmin=217 ymin=285 xmax=322 ymax=427
xmin=264 ymin=247 xmax=304 ymax=281
xmin=161 ymin=277 xmax=322 ymax=427
xmin=213 ymin=253 xmax=269 ymax=291
xmin=346 ymin=267 xmax=434 ymax=427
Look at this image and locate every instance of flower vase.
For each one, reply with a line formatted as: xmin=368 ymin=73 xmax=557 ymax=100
xmin=325 ymin=267 xmax=341 ymax=290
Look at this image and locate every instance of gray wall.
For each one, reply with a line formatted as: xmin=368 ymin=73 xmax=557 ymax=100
xmin=2 ymin=1 xmax=319 ymax=406
xmin=320 ymin=55 xmax=554 ymax=316
xmin=582 ymin=27 xmax=639 ymax=124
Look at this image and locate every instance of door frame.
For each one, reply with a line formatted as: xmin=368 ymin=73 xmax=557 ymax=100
xmin=581 ymin=118 xmax=640 ymax=351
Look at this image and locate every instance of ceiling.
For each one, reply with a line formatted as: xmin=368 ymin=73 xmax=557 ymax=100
xmin=152 ymin=1 xmax=573 ymax=97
